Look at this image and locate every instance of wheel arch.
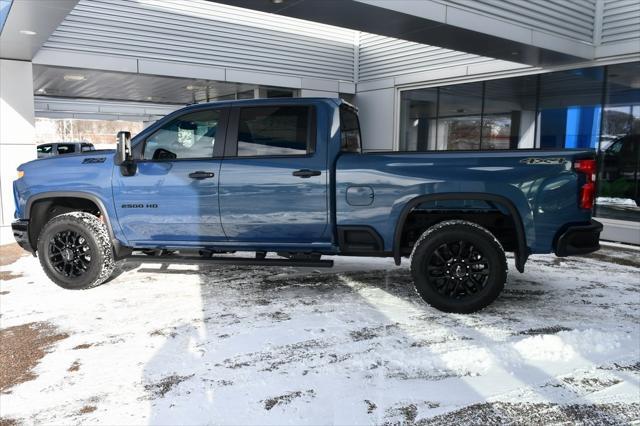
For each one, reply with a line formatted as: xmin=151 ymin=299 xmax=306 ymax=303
xmin=25 ymin=191 xmax=128 ymax=258
xmin=393 ymin=192 xmax=529 ymax=272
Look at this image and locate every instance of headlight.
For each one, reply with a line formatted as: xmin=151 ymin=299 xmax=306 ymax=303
xmin=17 ymin=170 xmax=24 ymax=179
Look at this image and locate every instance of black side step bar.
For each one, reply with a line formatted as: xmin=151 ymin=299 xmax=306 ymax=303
xmin=123 ymin=255 xmax=334 ymax=268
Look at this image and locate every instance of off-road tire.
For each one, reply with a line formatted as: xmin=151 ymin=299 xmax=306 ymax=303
xmin=410 ymin=220 xmax=507 ymax=313
xmin=37 ymin=212 xmax=115 ymax=290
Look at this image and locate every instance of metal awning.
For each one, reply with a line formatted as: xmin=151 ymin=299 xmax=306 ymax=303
xmin=215 ymin=0 xmax=594 ymax=66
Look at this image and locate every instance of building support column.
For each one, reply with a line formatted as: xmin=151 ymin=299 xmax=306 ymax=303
xmin=0 ymin=59 xmax=36 ymax=244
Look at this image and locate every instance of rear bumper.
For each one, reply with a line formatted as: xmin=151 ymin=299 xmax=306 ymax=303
xmin=11 ymin=219 xmax=33 ymax=253
xmin=555 ymin=219 xmax=603 ymax=257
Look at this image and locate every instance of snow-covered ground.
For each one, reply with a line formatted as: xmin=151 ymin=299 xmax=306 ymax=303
xmin=1 ymin=247 xmax=639 ymax=425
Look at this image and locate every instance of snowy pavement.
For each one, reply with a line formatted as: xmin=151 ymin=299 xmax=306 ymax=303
xmin=0 ymin=246 xmax=639 ymax=425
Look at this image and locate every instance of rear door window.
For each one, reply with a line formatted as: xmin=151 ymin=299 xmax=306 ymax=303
xmin=236 ymin=106 xmax=311 ymax=156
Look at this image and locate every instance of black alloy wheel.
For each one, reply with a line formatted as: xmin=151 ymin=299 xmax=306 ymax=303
xmin=411 ymin=220 xmax=507 ymax=313
xmin=426 ymin=240 xmax=490 ymax=299
xmin=38 ymin=212 xmax=115 ymax=290
xmin=48 ymin=230 xmax=92 ymax=277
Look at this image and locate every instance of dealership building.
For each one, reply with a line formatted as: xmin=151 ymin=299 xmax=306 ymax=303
xmin=1 ymin=0 xmax=638 ymax=244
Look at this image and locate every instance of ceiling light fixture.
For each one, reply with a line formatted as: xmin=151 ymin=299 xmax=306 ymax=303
xmin=19 ymin=29 xmax=37 ymax=36
xmin=271 ymin=0 xmax=284 ymax=4
xmin=64 ymin=74 xmax=86 ymax=81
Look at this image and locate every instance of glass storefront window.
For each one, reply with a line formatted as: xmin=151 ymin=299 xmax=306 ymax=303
xmin=399 ymin=87 xmax=438 ymax=151
xmin=438 ymin=115 xmax=482 ymax=150
xmin=481 ymin=114 xmax=512 ymax=150
xmin=484 ymin=75 xmax=538 ymax=149
xmin=438 ymin=82 xmax=483 ymax=150
xmin=538 ymin=67 xmax=605 ymax=150
xmin=399 ymin=75 xmax=539 ymax=151
xmin=397 ymin=61 xmax=640 ymax=224
xmin=596 ymin=62 xmax=640 ymax=222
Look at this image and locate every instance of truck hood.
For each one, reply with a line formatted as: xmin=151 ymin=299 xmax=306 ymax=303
xmin=13 ymin=149 xmax=117 ymax=219
xmin=19 ymin=149 xmax=116 ymax=170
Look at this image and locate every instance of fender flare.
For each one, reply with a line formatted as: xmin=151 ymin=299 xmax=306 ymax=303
xmin=392 ymin=192 xmax=529 ymax=272
xmin=25 ymin=191 xmax=129 ymax=258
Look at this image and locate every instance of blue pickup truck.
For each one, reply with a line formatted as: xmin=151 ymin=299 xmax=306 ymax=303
xmin=12 ymin=98 xmax=602 ymax=313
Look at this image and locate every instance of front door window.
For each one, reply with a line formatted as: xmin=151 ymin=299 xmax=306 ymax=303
xmin=143 ymin=110 xmax=221 ymax=160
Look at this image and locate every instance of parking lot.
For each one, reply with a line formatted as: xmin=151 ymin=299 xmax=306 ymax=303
xmin=1 ymin=244 xmax=639 ymax=425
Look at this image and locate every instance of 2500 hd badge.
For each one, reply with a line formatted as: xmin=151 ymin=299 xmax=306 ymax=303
xmin=121 ymin=203 xmax=158 ymax=209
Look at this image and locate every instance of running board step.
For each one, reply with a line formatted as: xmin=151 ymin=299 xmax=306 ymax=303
xmin=123 ymin=255 xmax=334 ymax=268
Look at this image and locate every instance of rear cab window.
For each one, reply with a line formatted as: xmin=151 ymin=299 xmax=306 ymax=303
xmin=236 ymin=106 xmax=313 ymax=157
xmin=340 ymin=104 xmax=362 ymax=153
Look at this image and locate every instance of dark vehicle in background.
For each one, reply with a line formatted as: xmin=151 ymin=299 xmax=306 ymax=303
xmin=37 ymin=142 xmax=95 ymax=158
xmin=600 ymin=134 xmax=640 ymax=204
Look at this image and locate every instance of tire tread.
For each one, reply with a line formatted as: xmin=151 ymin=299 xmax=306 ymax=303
xmin=410 ymin=220 xmax=508 ymax=313
xmin=37 ymin=212 xmax=115 ymax=290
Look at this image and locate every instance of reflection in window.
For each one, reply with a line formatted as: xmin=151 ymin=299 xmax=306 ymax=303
xmin=399 ymin=76 xmax=539 ymax=151
xmin=143 ymin=109 xmax=220 ymax=160
xmin=596 ymin=62 xmax=640 ymax=222
xmin=482 ymin=115 xmax=512 ymax=150
xmin=399 ymin=88 xmax=437 ymax=151
xmin=538 ymin=67 xmax=604 ymax=150
xmin=237 ymin=106 xmax=310 ymax=156
xmin=438 ymin=116 xmax=482 ymax=150
xmin=437 ymin=82 xmax=483 ymax=150
xmin=484 ymin=75 xmax=537 ymax=149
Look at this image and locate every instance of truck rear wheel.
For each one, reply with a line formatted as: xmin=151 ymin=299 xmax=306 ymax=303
xmin=37 ymin=212 xmax=115 ymax=290
xmin=410 ymin=220 xmax=507 ymax=313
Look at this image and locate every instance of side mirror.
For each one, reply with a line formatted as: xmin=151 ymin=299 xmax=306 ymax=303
xmin=116 ymin=131 xmax=132 ymax=165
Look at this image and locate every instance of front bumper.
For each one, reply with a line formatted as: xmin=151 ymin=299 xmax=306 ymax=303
xmin=11 ymin=219 xmax=33 ymax=253
xmin=555 ymin=219 xmax=603 ymax=257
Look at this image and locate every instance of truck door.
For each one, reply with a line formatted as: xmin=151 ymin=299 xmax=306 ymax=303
xmin=219 ymin=104 xmax=329 ymax=244
xmin=113 ymin=107 xmax=228 ymax=245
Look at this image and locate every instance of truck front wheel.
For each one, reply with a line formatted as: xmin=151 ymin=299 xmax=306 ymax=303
xmin=410 ymin=220 xmax=507 ymax=313
xmin=37 ymin=212 xmax=115 ymax=290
